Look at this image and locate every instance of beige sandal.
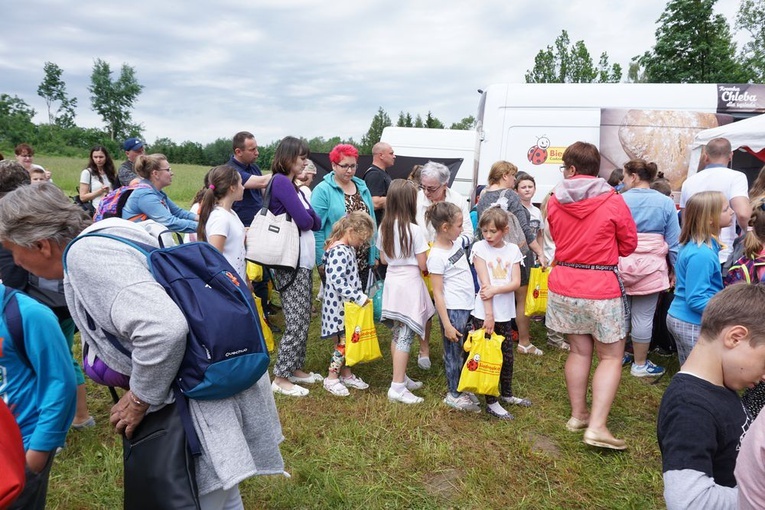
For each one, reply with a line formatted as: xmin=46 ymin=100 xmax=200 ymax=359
xmin=517 ymin=343 xmax=544 ymax=356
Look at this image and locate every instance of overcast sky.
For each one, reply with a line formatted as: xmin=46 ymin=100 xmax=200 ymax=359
xmin=1 ymin=0 xmax=744 ymax=146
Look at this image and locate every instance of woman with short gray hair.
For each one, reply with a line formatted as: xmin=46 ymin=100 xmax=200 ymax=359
xmin=0 ymin=182 xmax=284 ymax=509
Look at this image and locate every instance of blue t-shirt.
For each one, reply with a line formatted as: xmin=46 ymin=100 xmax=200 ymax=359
xmin=228 ymin=156 xmax=263 ymax=226
xmin=0 ymin=288 xmax=76 ymax=451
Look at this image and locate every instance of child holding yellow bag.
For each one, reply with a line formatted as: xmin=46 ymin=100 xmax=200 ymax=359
xmin=321 ymin=211 xmax=376 ymax=397
xmin=425 ymin=202 xmax=481 ymax=413
xmin=472 ymin=207 xmax=532 ymax=420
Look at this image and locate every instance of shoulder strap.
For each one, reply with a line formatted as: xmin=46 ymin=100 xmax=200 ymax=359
xmin=261 ymin=176 xmax=274 ymax=209
xmin=3 ymin=286 xmax=28 ymax=369
xmin=64 ymin=232 xmax=155 ymax=274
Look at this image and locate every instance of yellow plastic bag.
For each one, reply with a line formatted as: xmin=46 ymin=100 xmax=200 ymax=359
xmin=524 ymin=266 xmax=549 ymax=317
xmin=457 ymin=328 xmax=504 ymax=396
xmin=253 ymin=295 xmax=274 ymax=353
xmin=344 ymin=301 xmax=382 ymax=366
xmin=422 ymin=243 xmax=433 ymax=298
xmin=246 ymin=261 xmax=264 ymax=283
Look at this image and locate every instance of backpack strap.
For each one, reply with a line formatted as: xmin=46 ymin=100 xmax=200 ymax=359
xmin=2 ymin=286 xmax=28 ymax=370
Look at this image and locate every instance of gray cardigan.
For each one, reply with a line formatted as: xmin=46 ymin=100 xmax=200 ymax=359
xmin=64 ymin=218 xmax=284 ymax=495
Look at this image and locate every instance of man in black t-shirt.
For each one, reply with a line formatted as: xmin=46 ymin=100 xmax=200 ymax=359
xmin=363 ymin=142 xmax=395 ymax=225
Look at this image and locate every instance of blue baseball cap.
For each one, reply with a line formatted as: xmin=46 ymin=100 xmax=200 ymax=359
xmin=123 ymin=137 xmax=144 ymax=151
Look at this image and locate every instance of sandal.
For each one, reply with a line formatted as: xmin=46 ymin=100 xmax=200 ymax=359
xmin=517 ymin=343 xmax=544 ymax=356
xmin=323 ymin=378 xmax=350 ymax=397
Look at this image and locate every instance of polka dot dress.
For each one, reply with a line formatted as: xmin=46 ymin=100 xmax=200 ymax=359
xmin=321 ymin=244 xmax=365 ymax=339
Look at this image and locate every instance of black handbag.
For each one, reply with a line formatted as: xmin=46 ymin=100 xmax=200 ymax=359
xmin=115 ymin=388 xmax=200 ymax=510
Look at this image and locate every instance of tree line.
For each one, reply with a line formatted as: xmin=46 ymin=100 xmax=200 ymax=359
xmin=2 ymin=0 xmax=764 ymax=168
xmin=526 ymin=0 xmax=764 ymax=84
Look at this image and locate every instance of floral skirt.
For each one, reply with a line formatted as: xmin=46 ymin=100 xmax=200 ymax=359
xmin=546 ymin=291 xmax=627 ymax=344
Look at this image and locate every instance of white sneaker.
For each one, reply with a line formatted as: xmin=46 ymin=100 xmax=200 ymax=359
xmin=323 ymin=378 xmax=350 ymax=397
xmin=443 ymin=393 xmax=481 ymax=413
xmin=340 ymin=374 xmax=369 ymax=390
xmin=417 ymin=356 xmax=432 ymax=370
xmin=271 ymin=381 xmax=309 ymax=397
xmin=388 ymin=387 xmax=424 ymax=404
xmin=405 ymin=376 xmax=424 ymax=391
xmin=464 ymin=392 xmax=480 ymax=405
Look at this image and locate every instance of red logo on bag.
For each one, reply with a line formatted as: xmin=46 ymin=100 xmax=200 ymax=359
xmin=467 ymin=354 xmax=480 ymax=371
xmin=533 ymin=285 xmax=540 ymax=299
xmin=351 ymin=326 xmax=361 ymax=343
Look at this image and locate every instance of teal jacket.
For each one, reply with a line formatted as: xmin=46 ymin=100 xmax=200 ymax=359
xmin=311 ymin=173 xmax=377 ymax=266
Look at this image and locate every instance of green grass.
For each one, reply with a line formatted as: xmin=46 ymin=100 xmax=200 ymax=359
xmin=36 ymin=154 xmax=217 ymax=209
xmin=36 ymin=155 xmax=672 ymax=509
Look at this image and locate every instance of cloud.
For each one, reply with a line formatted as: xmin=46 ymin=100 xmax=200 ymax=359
xmin=0 ymin=0 xmax=746 ymax=147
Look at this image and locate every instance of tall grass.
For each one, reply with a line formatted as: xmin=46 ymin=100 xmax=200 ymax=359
xmin=32 ymin=155 xmax=671 ymax=508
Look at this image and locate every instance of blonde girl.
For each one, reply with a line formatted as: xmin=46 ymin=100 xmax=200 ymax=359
xmin=667 ymin=191 xmax=734 ymax=365
xmin=377 ymin=179 xmax=433 ymax=404
xmin=472 ymin=207 xmax=530 ymax=420
xmin=425 ymin=202 xmax=480 ymax=413
xmin=321 ymin=211 xmax=376 ymax=397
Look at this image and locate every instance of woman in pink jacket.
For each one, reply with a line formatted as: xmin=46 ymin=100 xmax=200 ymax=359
xmin=618 ymin=159 xmax=680 ymax=379
xmin=547 ymin=142 xmax=637 ymax=451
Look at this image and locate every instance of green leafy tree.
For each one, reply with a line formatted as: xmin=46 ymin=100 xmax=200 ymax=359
xmin=525 ymin=30 xmax=621 ymax=83
xmin=88 ymin=59 xmax=144 ymax=141
xmin=737 ymin=0 xmax=765 ymax=81
xmin=37 ymin=62 xmax=78 ymax=128
xmin=0 ymin=94 xmax=36 ymax=147
xmin=450 ymin=115 xmax=476 ymax=130
xmin=359 ymin=107 xmax=391 ymax=154
xmin=413 ymin=114 xmax=424 ymax=128
xmin=638 ymin=0 xmax=750 ymax=82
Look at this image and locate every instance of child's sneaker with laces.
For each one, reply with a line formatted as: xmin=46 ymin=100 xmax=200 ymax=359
xmin=340 ymin=374 xmax=369 ymax=390
xmin=630 ymin=360 xmax=665 ymax=378
xmin=443 ymin=393 xmax=481 ymax=413
xmin=622 ymin=352 xmax=634 ymax=367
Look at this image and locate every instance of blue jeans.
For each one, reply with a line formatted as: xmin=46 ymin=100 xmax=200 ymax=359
xmin=440 ymin=309 xmax=473 ymax=396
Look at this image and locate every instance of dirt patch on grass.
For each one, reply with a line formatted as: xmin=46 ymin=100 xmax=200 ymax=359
xmin=526 ymin=432 xmax=561 ymax=457
xmin=423 ymin=469 xmax=463 ymax=499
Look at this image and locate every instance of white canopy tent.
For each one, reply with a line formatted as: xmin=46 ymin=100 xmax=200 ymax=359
xmin=687 ymin=114 xmax=765 ymax=178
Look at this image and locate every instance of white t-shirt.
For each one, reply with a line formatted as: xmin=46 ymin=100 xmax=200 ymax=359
xmin=416 ymin=188 xmax=473 ymax=245
xmin=80 ymin=168 xmax=114 ymax=208
xmin=206 ymin=206 xmax=246 ymax=280
xmin=470 ymin=240 xmax=524 ymax=322
xmin=297 ymin=190 xmax=316 ymax=269
xmin=427 ymin=241 xmax=475 ymax=310
xmin=680 ymin=165 xmax=748 ymax=262
xmin=376 ymin=220 xmax=428 ymax=266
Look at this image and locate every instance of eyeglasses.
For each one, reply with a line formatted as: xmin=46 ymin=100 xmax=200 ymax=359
xmin=336 ymin=163 xmax=357 ymax=170
xmin=158 ymin=167 xmax=172 ymax=172
xmin=19 ymin=154 xmax=32 ymax=158
xmin=559 ymin=165 xmax=571 ymax=173
xmin=419 ymin=184 xmax=444 ymax=194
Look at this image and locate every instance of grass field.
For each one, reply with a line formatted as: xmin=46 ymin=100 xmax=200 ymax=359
xmin=33 ymin=155 xmax=674 ymax=509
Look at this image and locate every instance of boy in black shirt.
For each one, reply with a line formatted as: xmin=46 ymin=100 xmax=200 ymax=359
xmin=658 ymin=284 xmax=765 ymax=509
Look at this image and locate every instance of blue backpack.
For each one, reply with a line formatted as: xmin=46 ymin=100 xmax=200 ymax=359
xmin=65 ymin=232 xmax=270 ymax=401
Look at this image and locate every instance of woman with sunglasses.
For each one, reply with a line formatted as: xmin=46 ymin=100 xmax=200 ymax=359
xmin=312 ymin=144 xmax=377 ymax=286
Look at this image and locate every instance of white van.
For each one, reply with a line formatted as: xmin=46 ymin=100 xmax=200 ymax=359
xmin=380 ymin=126 xmax=478 ymax=200
xmin=475 ymin=83 xmax=765 ymax=202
